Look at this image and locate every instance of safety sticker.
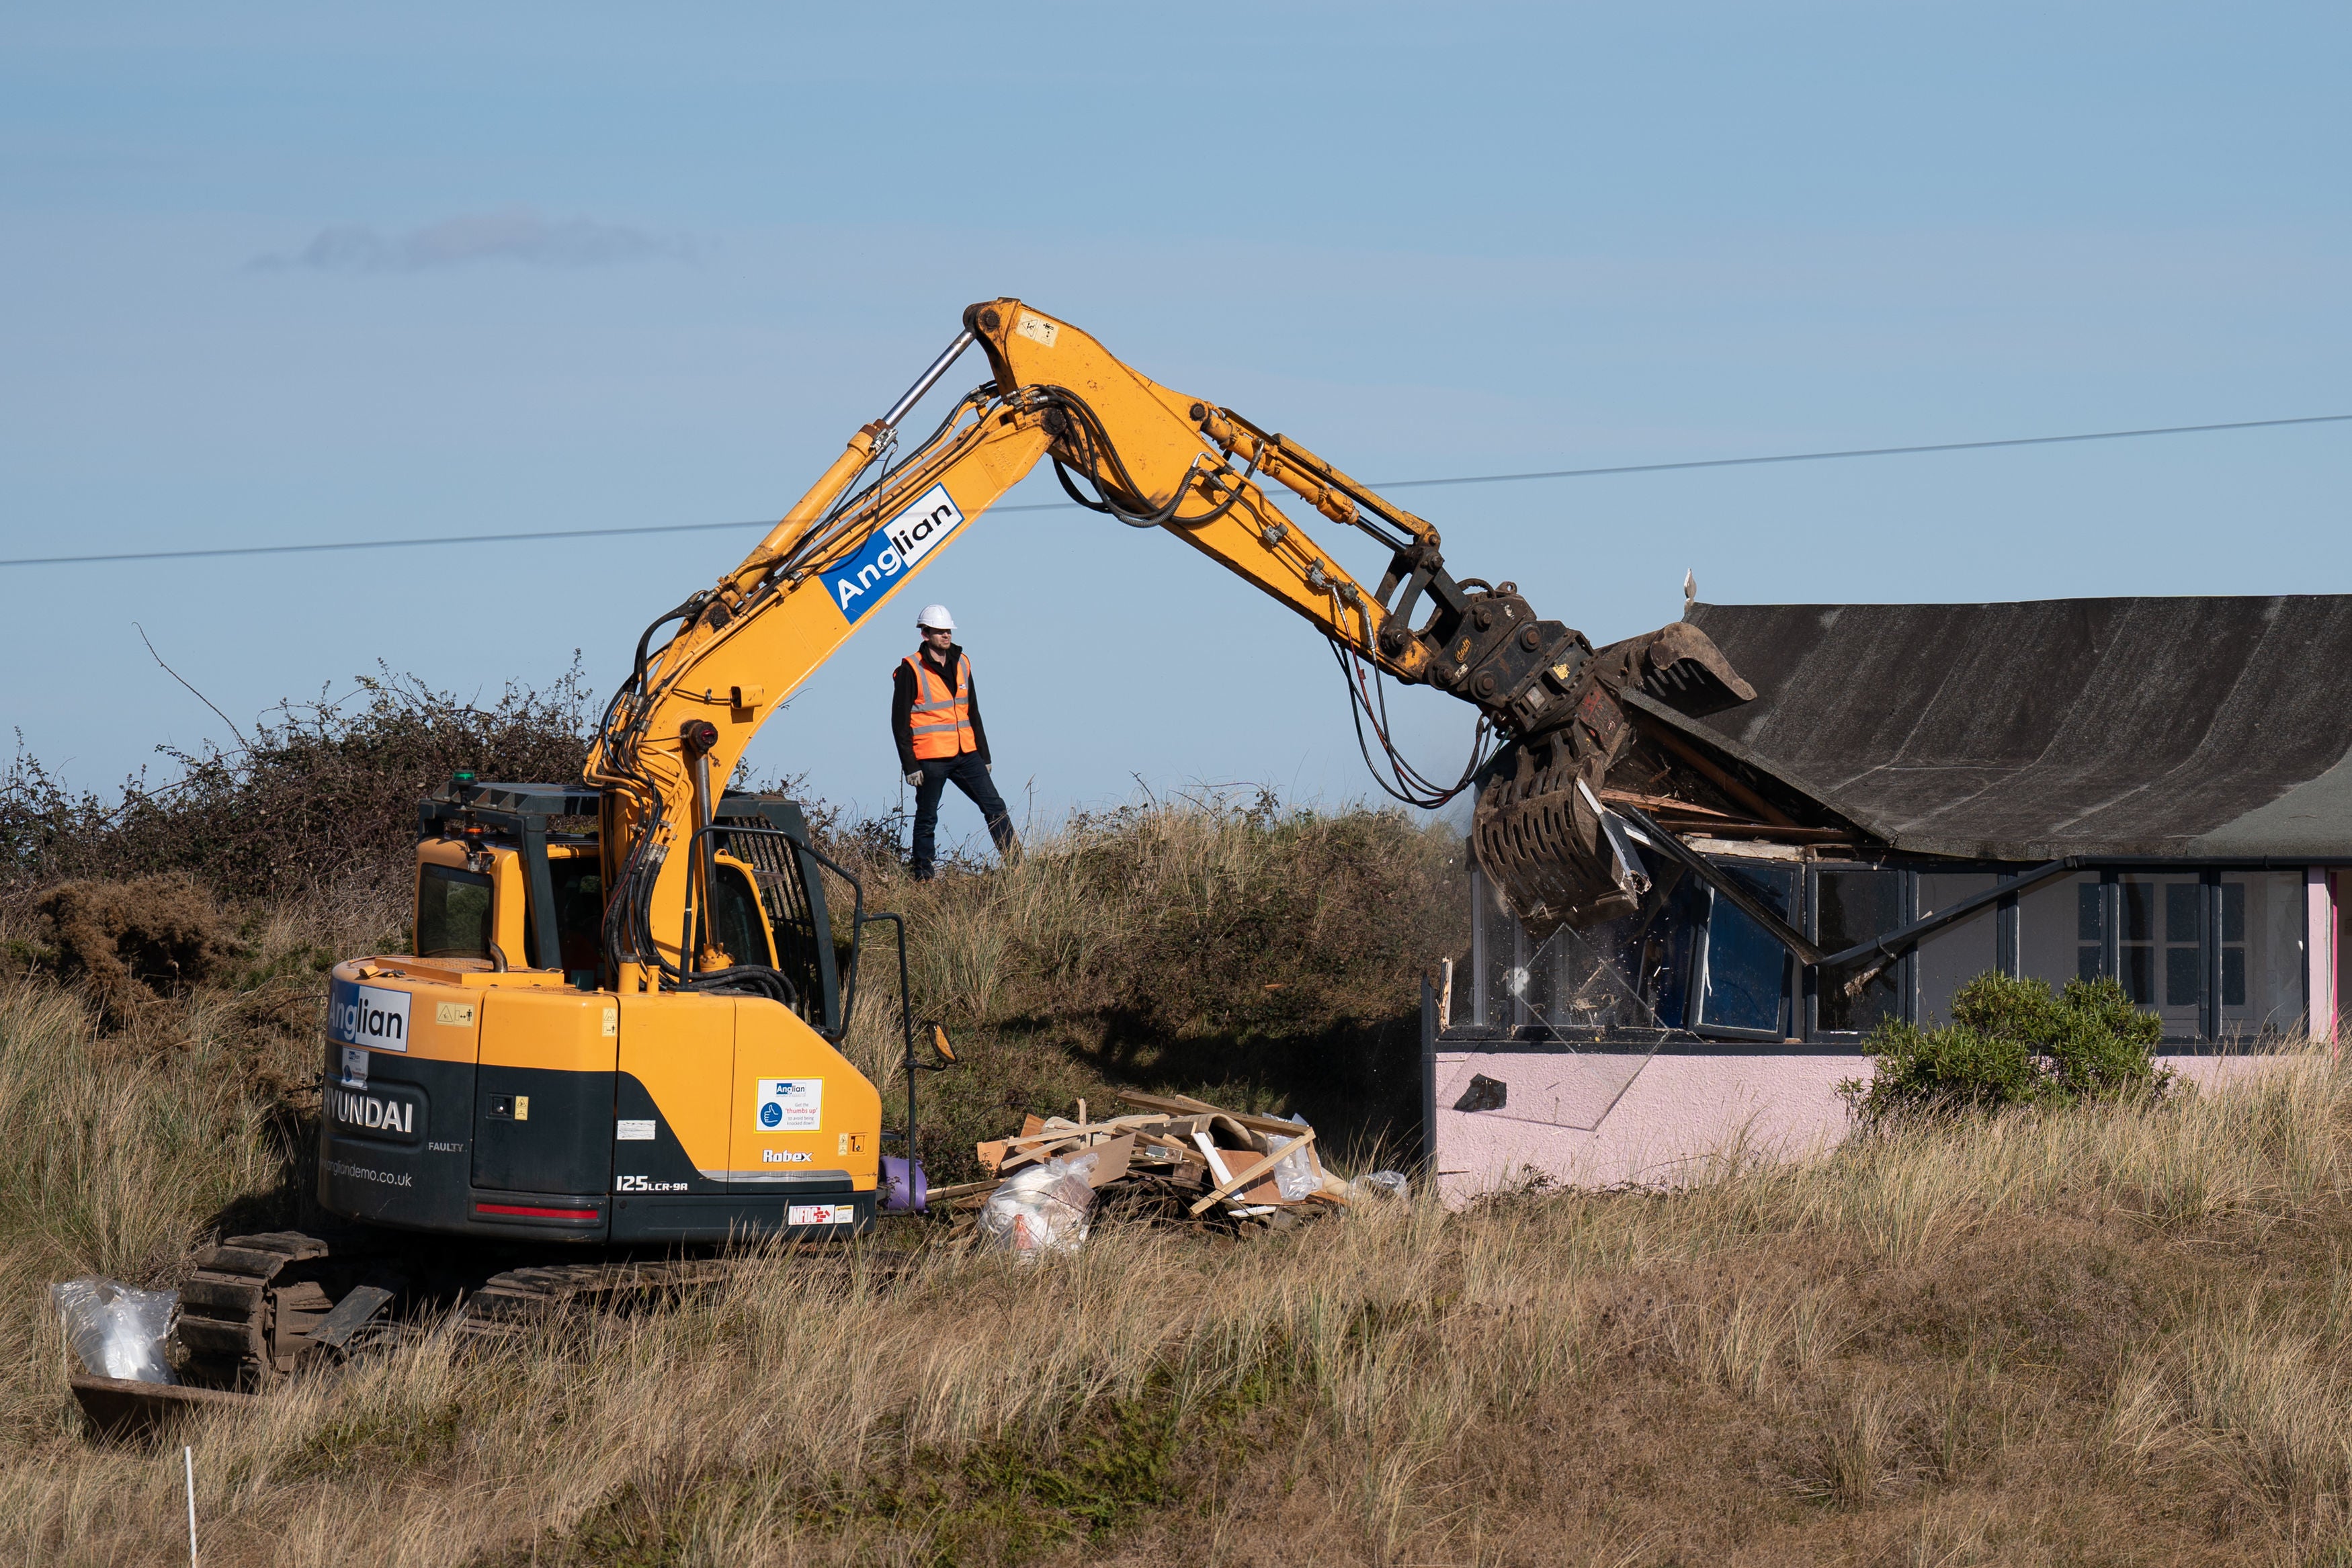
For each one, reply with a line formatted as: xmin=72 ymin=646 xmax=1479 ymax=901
xmin=823 ymin=483 xmax=965 ymax=625
xmin=1014 ymin=312 xmax=1058 ymax=347
xmin=753 ymin=1078 xmax=822 ymax=1132
xmin=788 ymin=1203 xmax=851 ymax=1227
xmin=339 ymin=1046 xmax=369 ymax=1088
xmin=615 ymin=1119 xmax=656 ymax=1142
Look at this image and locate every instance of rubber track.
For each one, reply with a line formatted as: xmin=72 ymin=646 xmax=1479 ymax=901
xmin=170 ymin=1231 xmax=331 ymax=1390
xmin=460 ymin=1247 xmax=913 ymax=1326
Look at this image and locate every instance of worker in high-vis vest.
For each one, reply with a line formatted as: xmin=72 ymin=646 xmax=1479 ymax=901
xmin=891 ymin=604 xmax=1019 ymax=880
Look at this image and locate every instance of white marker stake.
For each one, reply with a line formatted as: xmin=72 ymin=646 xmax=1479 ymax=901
xmin=184 ymin=1444 xmax=196 ymax=1563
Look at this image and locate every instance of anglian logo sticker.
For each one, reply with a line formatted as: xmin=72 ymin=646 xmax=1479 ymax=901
xmin=327 ymin=977 xmax=411 ymax=1051
xmin=824 ymin=484 xmax=965 ymax=625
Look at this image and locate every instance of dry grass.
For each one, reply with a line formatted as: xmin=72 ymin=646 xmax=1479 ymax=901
xmin=5 ymin=817 xmax=2352 ymax=1564
xmin=5 ymin=959 xmax=2352 ymax=1563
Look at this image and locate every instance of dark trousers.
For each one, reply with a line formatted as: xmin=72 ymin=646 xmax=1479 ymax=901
xmin=911 ymin=754 xmax=1017 ymax=879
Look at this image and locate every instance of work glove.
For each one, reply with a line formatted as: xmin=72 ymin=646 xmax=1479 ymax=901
xmin=984 ymin=763 xmax=993 ymax=773
xmin=905 ymin=771 xmax=923 ymax=787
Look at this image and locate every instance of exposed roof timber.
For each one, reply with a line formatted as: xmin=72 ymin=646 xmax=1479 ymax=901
xmin=1618 ymin=689 xmax=1875 ymax=840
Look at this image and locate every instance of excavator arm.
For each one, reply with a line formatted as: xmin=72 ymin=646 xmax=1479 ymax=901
xmin=585 ymin=299 xmax=1753 ymax=988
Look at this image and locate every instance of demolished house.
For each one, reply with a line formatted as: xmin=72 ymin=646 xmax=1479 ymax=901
xmin=1428 ymin=595 xmax=2352 ymax=1201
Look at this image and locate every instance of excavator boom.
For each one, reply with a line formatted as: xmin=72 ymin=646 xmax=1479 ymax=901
xmin=589 ymin=298 xmax=1754 ymax=977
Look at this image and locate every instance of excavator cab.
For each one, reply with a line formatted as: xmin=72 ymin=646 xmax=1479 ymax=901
xmin=408 ymin=780 xmax=843 ymax=1027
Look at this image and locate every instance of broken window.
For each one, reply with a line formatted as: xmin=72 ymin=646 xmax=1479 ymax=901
xmin=1470 ymin=866 xmax=1669 ymax=1033
xmin=1814 ymin=865 xmax=1904 ymax=1033
xmin=1466 ymin=840 xmax=2318 ymax=1047
xmin=1694 ymin=861 xmax=1796 ymax=1037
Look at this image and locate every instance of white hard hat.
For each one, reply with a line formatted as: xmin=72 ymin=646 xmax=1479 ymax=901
xmin=916 ymin=604 xmax=955 ymax=631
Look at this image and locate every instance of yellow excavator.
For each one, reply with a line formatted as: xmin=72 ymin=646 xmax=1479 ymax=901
xmin=143 ymin=300 xmax=1755 ymax=1401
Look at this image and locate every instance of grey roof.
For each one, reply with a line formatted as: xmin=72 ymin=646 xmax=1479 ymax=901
xmin=1679 ymin=596 xmax=2352 ymax=861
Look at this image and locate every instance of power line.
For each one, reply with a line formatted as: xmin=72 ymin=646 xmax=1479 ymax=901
xmin=1369 ymin=412 xmax=2352 ymax=489
xmin=3 ymin=411 xmax=2343 ymax=569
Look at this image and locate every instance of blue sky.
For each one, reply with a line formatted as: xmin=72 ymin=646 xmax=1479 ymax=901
xmin=3 ymin=3 xmax=2345 ymax=844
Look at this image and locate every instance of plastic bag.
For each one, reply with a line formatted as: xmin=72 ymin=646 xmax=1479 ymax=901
xmin=1351 ymin=1170 xmax=1410 ymax=1202
xmin=50 ymin=1278 xmax=179 ymax=1385
xmin=1268 ymin=1115 xmax=1319 ymax=1203
xmin=977 ymin=1151 xmax=1099 ymax=1262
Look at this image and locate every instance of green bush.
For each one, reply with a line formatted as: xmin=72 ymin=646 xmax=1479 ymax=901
xmin=3 ymin=662 xmax=591 ymax=898
xmin=1841 ymin=971 xmax=2171 ymax=1125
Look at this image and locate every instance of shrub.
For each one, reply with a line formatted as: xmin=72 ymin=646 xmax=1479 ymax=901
xmin=2 ymin=662 xmax=591 ymax=898
xmin=821 ymin=789 xmax=1462 ymax=1045
xmin=1842 ymin=972 xmax=2170 ymax=1125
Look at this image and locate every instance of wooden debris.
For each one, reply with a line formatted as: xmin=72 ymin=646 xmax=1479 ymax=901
xmin=958 ymin=1090 xmax=1335 ymax=1241
xmin=1189 ymin=1128 xmax=1316 ymax=1216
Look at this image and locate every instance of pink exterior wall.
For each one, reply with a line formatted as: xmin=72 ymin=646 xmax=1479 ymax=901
xmin=1432 ymin=1051 xmax=1854 ymax=1203
xmin=1433 ymin=1047 xmax=2298 ymax=1206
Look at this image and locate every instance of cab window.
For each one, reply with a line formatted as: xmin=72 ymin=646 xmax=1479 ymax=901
xmin=551 ymin=857 xmax=604 ymax=984
xmin=707 ymin=863 xmax=773 ymax=969
xmin=417 ymin=864 xmax=493 ymax=959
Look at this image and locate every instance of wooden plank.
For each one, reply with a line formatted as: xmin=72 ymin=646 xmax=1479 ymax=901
xmin=1111 ymin=1090 xmax=1310 ymax=1139
xmin=1190 ymin=1130 xmax=1280 ymax=1210
xmin=1638 ymin=724 xmax=1796 ymax=826
xmin=995 ymin=1137 xmax=1081 ymax=1176
xmin=1188 ymin=1129 xmax=1316 ymax=1216
xmin=1597 ymin=787 xmax=1742 ymax=821
xmin=1113 ymin=1088 xmax=1218 ymax=1117
xmin=1083 ymin=1133 xmax=1134 ymax=1187
xmin=1002 ymin=1120 xmax=1134 ymax=1149
xmin=924 ymin=1178 xmax=1001 ymax=1203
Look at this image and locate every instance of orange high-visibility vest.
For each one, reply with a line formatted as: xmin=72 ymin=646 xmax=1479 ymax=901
xmin=902 ymin=652 xmax=977 ymax=759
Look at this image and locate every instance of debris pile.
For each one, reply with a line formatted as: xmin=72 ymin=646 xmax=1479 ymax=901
xmin=938 ymin=1089 xmax=1398 ymax=1252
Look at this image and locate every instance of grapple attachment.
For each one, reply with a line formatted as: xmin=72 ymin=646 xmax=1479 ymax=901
xmin=1474 ymin=742 xmax=1626 ymax=931
xmin=1468 ymin=620 xmax=1755 ymax=935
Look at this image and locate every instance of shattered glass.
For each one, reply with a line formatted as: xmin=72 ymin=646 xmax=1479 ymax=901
xmin=1476 ymin=864 xmax=1694 ymax=1035
xmin=1457 ymin=857 xmax=1713 ymax=1133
